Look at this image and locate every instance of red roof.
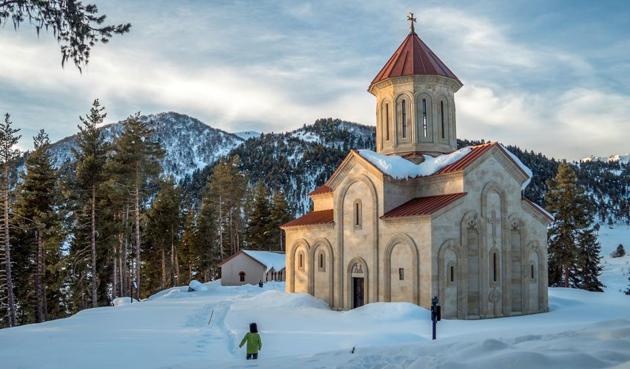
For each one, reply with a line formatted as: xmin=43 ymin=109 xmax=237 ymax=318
xmin=437 ymin=142 xmax=530 ymax=179
xmin=309 ymin=185 xmax=332 ymax=196
xmin=382 ymin=193 xmax=466 ymax=218
xmin=371 ymin=32 xmax=460 ymax=87
xmin=282 ymin=209 xmax=334 ymax=228
xmin=437 ymin=142 xmax=495 ymax=174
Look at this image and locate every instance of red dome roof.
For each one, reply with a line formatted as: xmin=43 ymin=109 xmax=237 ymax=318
xmin=370 ymin=32 xmax=460 ymax=87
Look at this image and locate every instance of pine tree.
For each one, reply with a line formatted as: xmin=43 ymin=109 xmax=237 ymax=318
xmin=13 ymin=130 xmax=64 ymax=323
xmin=195 ymin=196 xmax=218 ymax=281
xmin=245 ymin=182 xmax=272 ymax=250
xmin=109 ymin=113 xmax=163 ymax=299
xmin=575 ymin=223 xmax=604 ymax=292
xmin=178 ymin=209 xmax=197 ymax=283
xmin=144 ymin=178 xmax=181 ymax=293
xmin=269 ymin=190 xmax=292 ymax=251
xmin=206 ymin=156 xmax=246 ymax=258
xmin=73 ymin=99 xmax=108 ymax=308
xmin=545 ymin=162 xmax=603 ymax=290
xmin=0 ymin=113 xmax=20 ymax=327
xmin=0 ymin=0 xmax=131 ymax=70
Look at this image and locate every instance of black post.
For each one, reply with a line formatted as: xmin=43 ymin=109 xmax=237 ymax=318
xmin=431 ymin=296 xmax=441 ymax=340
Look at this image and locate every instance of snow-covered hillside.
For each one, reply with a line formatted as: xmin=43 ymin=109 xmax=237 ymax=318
xmin=0 ymin=227 xmax=628 ymax=369
xmin=49 ymin=112 xmax=244 ymax=180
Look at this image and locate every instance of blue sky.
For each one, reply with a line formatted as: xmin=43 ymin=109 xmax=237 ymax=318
xmin=0 ymin=0 xmax=628 ymax=160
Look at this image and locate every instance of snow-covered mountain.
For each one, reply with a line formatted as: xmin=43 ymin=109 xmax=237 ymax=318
xmin=581 ymin=154 xmax=630 ymax=165
xmin=45 ymin=112 xmax=628 ymax=223
xmin=49 ymin=112 xmax=244 ymax=180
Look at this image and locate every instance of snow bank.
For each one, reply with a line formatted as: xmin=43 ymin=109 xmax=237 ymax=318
xmin=188 ymin=280 xmax=208 ymax=292
xmin=344 ymin=302 xmax=428 ymax=321
xmin=112 ymin=297 xmax=139 ymax=306
xmin=358 ymin=147 xmax=472 ymax=180
xmin=242 ymin=250 xmax=285 ymax=272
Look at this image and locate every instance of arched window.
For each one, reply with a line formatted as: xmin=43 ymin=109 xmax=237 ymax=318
xmin=353 ymin=200 xmax=362 ymax=228
xmin=422 ymin=98 xmax=428 ymax=138
xmin=450 ymin=265 xmax=455 ymax=283
xmin=440 ymin=100 xmax=446 ymax=139
xmin=239 ymin=271 xmax=245 ymax=282
xmin=401 ymin=99 xmax=407 ymax=139
xmin=298 ymin=252 xmax=304 ymax=270
xmin=318 ymin=252 xmax=325 ymax=271
xmin=384 ymin=103 xmax=390 ymax=141
xmin=530 ymin=264 xmax=535 ymax=280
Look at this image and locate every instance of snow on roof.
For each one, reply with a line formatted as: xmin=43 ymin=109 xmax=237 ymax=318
xmin=242 ymin=250 xmax=286 ymax=272
xmin=357 ymin=144 xmax=534 ymax=191
xmin=357 ymin=147 xmax=472 ymax=180
xmin=498 ymin=144 xmax=533 ymax=190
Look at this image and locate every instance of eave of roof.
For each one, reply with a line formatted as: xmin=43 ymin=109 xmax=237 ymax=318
xmin=281 ymin=209 xmax=334 ymax=228
xmin=382 ymin=193 xmax=467 ymax=219
xmin=309 ymin=185 xmax=332 ymax=196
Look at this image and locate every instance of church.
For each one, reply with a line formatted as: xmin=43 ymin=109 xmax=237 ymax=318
xmin=281 ymin=15 xmax=552 ymax=319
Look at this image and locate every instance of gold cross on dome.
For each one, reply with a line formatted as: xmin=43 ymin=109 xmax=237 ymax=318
xmin=407 ymin=12 xmax=417 ymax=33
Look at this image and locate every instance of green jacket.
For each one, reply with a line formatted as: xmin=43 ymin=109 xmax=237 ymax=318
xmin=239 ymin=332 xmax=262 ymax=354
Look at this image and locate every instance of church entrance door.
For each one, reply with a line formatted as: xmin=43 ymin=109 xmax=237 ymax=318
xmin=353 ymin=277 xmax=365 ymax=308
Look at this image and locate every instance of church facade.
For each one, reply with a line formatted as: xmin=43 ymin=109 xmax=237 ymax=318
xmin=281 ymin=20 xmax=551 ymax=319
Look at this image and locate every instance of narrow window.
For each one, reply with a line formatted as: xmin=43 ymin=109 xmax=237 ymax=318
xmin=319 ymin=253 xmax=324 ymax=270
xmin=354 ymin=201 xmax=361 ymax=227
xmin=422 ymin=98 xmax=428 ymax=138
xmin=440 ymin=100 xmax=445 ymax=139
xmin=450 ymin=265 xmax=455 ymax=283
xmin=385 ymin=104 xmax=390 ymax=141
xmin=298 ymin=253 xmax=303 ymax=270
xmin=398 ymin=268 xmax=405 ymax=281
xmin=401 ymin=100 xmax=407 ymax=138
xmin=530 ymin=264 xmax=535 ymax=280
xmin=239 ymin=271 xmax=245 ymax=282
xmin=492 ymin=253 xmax=498 ymax=282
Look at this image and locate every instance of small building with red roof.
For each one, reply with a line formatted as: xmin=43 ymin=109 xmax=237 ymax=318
xmin=281 ymin=14 xmax=551 ymax=319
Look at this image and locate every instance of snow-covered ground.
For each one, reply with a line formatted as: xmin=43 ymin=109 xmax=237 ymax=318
xmin=0 ymin=226 xmax=628 ymax=369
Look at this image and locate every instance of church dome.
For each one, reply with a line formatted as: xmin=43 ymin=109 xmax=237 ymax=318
xmin=370 ymin=31 xmax=461 ymax=89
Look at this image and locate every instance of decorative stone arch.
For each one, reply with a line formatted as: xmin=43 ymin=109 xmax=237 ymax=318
xmin=383 ymin=233 xmax=419 ymax=304
xmin=309 ymin=238 xmax=335 ymax=305
xmin=438 ymin=239 xmax=463 ymax=319
xmin=415 ymin=92 xmax=433 ymax=142
xmin=395 ymin=92 xmax=414 ymax=143
xmin=346 ymin=256 xmax=369 ymax=309
xmin=289 ymin=238 xmax=311 ymax=293
xmin=507 ymin=214 xmax=527 ymax=314
xmin=481 ymin=181 xmax=509 ymax=317
xmin=526 ymin=241 xmax=545 ymax=313
xmin=335 ymin=174 xmax=379 ymax=309
xmin=460 ymin=211 xmax=481 ymax=318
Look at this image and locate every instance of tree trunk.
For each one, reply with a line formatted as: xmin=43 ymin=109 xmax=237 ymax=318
xmin=161 ymin=248 xmax=166 ymax=289
xmin=122 ymin=204 xmax=129 ymax=297
xmin=3 ymin=163 xmax=16 ymax=327
xmin=91 ymin=185 xmax=97 ymax=308
xmin=134 ymin=165 xmax=141 ymax=300
xmin=112 ymin=240 xmax=118 ymax=300
xmin=35 ymin=230 xmax=43 ymax=323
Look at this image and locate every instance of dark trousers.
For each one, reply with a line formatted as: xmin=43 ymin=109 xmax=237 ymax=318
xmin=246 ymin=353 xmax=258 ymax=360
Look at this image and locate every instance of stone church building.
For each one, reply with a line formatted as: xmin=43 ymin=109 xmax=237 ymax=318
xmin=281 ymin=18 xmax=552 ymax=319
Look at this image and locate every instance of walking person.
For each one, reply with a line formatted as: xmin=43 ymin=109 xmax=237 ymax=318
xmin=239 ymin=323 xmax=262 ymax=360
